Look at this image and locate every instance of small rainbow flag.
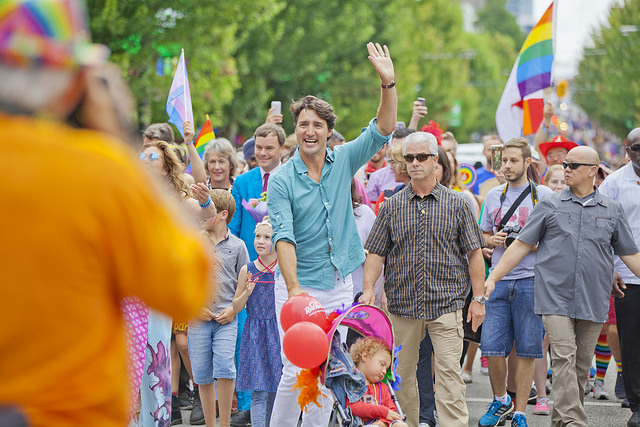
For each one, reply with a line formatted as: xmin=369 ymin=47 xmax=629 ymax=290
xmin=195 ymin=114 xmax=215 ymax=158
xmin=496 ymin=2 xmax=554 ymax=141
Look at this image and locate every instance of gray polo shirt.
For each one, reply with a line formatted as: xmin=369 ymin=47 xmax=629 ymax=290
xmin=200 ymin=230 xmax=250 ymax=314
xmin=517 ymin=187 xmax=638 ymax=322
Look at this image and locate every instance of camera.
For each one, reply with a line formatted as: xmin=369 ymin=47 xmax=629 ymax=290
xmin=500 ymin=224 xmax=522 ymax=247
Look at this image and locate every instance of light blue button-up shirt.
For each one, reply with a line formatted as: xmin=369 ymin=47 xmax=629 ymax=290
xmin=267 ymin=118 xmax=391 ymax=290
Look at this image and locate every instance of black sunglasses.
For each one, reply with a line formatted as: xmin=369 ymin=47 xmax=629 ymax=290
xmin=626 ymin=145 xmax=640 ymax=152
xmin=562 ymin=161 xmax=597 ymax=170
xmin=403 ymin=153 xmax=436 ymax=163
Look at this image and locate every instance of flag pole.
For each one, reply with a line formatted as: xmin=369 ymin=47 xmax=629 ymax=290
xmin=181 ymin=48 xmax=187 ymax=127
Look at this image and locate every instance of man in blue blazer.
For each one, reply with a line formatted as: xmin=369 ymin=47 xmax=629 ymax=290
xmin=230 ymin=123 xmax=286 ymax=259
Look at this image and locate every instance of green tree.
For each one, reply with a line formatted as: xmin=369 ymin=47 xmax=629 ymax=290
xmin=475 ymin=0 xmax=524 ymax=48
xmin=574 ymin=0 xmax=640 ymax=137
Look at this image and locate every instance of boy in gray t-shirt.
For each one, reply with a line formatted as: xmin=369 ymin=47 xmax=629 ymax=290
xmin=188 ymin=189 xmax=249 ymax=426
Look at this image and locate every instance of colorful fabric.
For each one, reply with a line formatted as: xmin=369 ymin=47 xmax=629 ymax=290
xmin=346 ymin=382 xmax=397 ymax=425
xmin=195 ymin=115 xmax=215 ymax=158
xmin=0 ymin=0 xmax=109 ymax=68
xmin=237 ymin=261 xmax=282 ymax=392
xmin=595 ymin=332 xmax=611 ymax=382
xmin=166 ymin=49 xmax=193 ymax=138
xmin=496 ymin=3 xmax=554 ymax=141
xmin=122 ymin=297 xmax=149 ymax=420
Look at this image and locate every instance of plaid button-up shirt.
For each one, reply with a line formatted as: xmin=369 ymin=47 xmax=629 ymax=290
xmin=365 ymin=182 xmax=485 ymax=320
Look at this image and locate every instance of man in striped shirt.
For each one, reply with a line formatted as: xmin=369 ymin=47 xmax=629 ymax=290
xmin=361 ymin=131 xmax=486 ymax=427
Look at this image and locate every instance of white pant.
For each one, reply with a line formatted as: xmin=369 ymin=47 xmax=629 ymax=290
xmin=270 ymin=272 xmax=353 ymax=427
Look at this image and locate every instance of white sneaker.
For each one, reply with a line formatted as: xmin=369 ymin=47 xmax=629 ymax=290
xmin=462 ymin=372 xmax=473 ymax=383
xmin=593 ymin=379 xmax=609 ymax=400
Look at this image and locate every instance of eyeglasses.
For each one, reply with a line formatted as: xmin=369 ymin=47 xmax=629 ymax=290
xmin=403 ymin=153 xmax=435 ymax=163
xmin=626 ymin=145 xmax=640 ymax=152
xmin=139 ymin=152 xmax=160 ymax=162
xmin=546 ymin=151 xmax=567 ymax=159
xmin=562 ymin=161 xmax=597 ymax=170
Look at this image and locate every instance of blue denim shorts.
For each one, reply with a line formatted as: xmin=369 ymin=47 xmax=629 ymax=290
xmin=480 ymin=277 xmax=543 ymax=358
xmin=188 ymin=317 xmax=238 ymax=384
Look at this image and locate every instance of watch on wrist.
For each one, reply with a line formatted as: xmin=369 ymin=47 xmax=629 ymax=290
xmin=472 ymin=296 xmax=486 ymax=305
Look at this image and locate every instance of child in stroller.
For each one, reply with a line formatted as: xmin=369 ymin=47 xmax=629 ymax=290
xmin=347 ymin=337 xmax=408 ymax=426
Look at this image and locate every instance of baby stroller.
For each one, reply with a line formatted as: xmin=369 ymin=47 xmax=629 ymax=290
xmin=319 ymin=303 xmax=404 ymax=427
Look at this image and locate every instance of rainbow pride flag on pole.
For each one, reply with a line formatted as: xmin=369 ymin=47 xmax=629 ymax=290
xmin=166 ymin=49 xmax=193 ymax=138
xmin=496 ymin=2 xmax=554 ymax=142
xmin=195 ymin=114 xmax=215 ymax=158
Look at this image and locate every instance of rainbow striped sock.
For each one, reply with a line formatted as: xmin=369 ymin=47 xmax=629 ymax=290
xmin=616 ymin=359 xmax=622 ymax=373
xmin=595 ymin=332 xmax=611 ymax=382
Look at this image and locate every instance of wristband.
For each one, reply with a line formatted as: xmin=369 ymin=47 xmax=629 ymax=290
xmin=381 ymin=81 xmax=395 ymax=89
xmin=199 ymin=195 xmax=212 ymax=209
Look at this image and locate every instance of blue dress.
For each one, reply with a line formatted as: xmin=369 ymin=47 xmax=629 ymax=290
xmin=237 ymin=261 xmax=282 ymax=392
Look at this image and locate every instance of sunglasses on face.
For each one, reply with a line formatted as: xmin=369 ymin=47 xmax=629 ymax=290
xmin=403 ymin=153 xmax=435 ymax=163
xmin=626 ymin=145 xmax=640 ymax=152
xmin=139 ymin=152 xmax=160 ymax=161
xmin=562 ymin=161 xmax=597 ymax=170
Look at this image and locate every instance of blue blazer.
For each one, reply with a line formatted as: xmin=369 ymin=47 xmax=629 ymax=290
xmin=229 ymin=167 xmax=263 ymax=260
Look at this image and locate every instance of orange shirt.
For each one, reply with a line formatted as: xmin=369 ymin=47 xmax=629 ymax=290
xmin=0 ymin=114 xmax=211 ymax=426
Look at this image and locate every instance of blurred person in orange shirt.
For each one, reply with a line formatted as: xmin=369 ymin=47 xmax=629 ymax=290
xmin=0 ymin=1 xmax=212 ymax=426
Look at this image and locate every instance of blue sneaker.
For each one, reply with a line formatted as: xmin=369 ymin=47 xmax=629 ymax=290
xmin=511 ymin=413 xmax=528 ymax=426
xmin=479 ymin=396 xmax=514 ymax=427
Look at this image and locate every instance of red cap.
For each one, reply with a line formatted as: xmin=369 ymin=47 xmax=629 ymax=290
xmin=539 ymin=135 xmax=578 ymax=163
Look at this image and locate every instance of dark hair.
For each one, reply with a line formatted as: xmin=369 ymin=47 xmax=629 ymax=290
xmin=290 ymin=95 xmax=337 ymax=130
xmin=144 ymin=123 xmax=175 ymax=144
xmin=392 ymin=127 xmax=416 ymax=140
xmin=328 ymin=130 xmax=345 ymax=144
xmin=255 ymin=123 xmax=286 ymax=146
xmin=437 ymin=145 xmax=452 ymax=187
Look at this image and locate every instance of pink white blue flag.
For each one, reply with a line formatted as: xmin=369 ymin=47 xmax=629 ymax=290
xmin=166 ymin=49 xmax=193 ymax=138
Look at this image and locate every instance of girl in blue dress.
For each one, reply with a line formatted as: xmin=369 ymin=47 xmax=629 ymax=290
xmin=232 ymin=216 xmax=282 ymax=426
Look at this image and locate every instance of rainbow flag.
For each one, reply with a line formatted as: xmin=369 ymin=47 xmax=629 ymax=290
xmin=195 ymin=115 xmax=215 ymax=158
xmin=496 ymin=2 xmax=554 ymax=141
xmin=166 ymin=49 xmax=193 ymax=138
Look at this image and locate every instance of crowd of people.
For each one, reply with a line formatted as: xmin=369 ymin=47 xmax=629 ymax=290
xmin=2 ymin=2 xmax=640 ymax=427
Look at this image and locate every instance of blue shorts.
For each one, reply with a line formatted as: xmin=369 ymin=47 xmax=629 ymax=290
xmin=480 ymin=277 xmax=543 ymax=359
xmin=188 ymin=317 xmax=238 ymax=384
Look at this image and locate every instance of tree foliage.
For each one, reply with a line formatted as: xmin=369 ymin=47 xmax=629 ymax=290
xmin=87 ymin=0 xmax=524 ymax=142
xmin=574 ymin=0 xmax=640 ymax=137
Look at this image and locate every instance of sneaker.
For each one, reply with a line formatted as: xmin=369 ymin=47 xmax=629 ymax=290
xmin=622 ymin=398 xmax=630 ymax=408
xmin=593 ymin=379 xmax=609 ymax=400
xmin=190 ymin=388 xmax=205 ymax=425
xmin=533 ymin=398 xmax=550 ymax=416
xmin=178 ymin=389 xmax=193 ymax=410
xmin=479 ymin=396 xmax=514 ymax=427
xmin=170 ymin=395 xmax=182 ymax=426
xmin=585 ymin=378 xmax=592 ymax=396
xmin=527 ymin=387 xmax=537 ymax=404
xmin=511 ymin=413 xmax=528 ymax=427
xmin=230 ymin=410 xmax=251 ymax=426
xmin=480 ymin=356 xmax=489 ymax=375
xmin=462 ymin=372 xmax=473 ymax=384
xmin=616 ymin=371 xmax=626 ymax=399
xmin=506 ymin=390 xmax=516 ymax=420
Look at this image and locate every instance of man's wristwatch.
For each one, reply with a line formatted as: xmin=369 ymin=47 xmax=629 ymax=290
xmin=472 ymin=296 xmax=486 ymax=305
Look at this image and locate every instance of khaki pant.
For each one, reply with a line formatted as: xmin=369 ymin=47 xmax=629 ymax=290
xmin=390 ymin=310 xmax=468 ymax=427
xmin=542 ymin=315 xmax=603 ymax=427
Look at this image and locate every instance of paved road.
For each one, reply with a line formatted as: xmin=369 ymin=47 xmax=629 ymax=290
xmin=173 ymin=350 xmax=632 ymax=426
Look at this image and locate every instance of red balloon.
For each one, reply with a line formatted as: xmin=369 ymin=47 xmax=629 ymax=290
xmin=280 ymin=294 xmax=329 ymax=332
xmin=283 ymin=321 xmax=330 ymax=369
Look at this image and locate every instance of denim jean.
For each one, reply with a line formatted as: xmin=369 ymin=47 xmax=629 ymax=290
xmin=480 ymin=277 xmax=543 ymax=358
xmin=188 ymin=317 xmax=238 ymax=384
xmin=251 ymin=390 xmax=276 ymax=427
xmin=417 ymin=330 xmax=436 ymax=425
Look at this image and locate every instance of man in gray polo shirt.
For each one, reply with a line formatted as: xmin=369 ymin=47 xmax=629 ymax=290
xmin=483 ymin=146 xmax=640 ymax=427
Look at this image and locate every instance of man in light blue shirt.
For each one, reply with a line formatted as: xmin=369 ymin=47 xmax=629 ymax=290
xmin=267 ymin=42 xmax=397 ymax=427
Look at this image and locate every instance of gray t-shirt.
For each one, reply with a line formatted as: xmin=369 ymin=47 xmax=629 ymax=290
xmin=481 ymin=182 xmax=553 ymax=280
xmin=201 ymin=229 xmax=250 ymax=315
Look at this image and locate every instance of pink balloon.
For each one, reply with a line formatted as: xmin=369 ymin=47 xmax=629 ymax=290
xmin=280 ymin=294 xmax=329 ymax=332
xmin=283 ymin=322 xmax=330 ymax=369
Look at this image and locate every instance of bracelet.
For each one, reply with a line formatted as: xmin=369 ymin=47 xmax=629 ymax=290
xmin=381 ymin=81 xmax=395 ymax=89
xmin=199 ymin=195 xmax=212 ymax=208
